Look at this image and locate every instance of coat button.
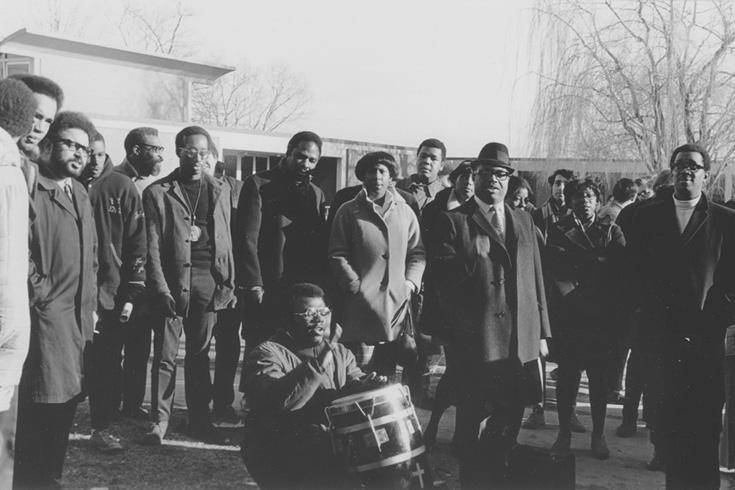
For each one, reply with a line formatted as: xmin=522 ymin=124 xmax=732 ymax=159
xmin=382 ymin=253 xmax=389 ymax=260
xmin=183 ymin=288 xmax=189 ymax=292
xmin=495 ymin=311 xmax=506 ymax=318
xmin=498 ymin=279 xmax=505 ymax=285
xmin=183 ymin=263 xmax=191 ymax=268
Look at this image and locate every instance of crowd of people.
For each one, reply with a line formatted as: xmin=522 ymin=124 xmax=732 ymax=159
xmin=0 ymin=70 xmax=733 ymax=490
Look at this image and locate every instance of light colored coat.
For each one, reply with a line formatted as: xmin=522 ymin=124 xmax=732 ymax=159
xmin=0 ymin=129 xmax=29 ymax=390
xmin=329 ymin=189 xmax=425 ymax=344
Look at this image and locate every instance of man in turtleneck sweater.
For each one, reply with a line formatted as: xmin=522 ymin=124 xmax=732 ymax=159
xmin=143 ymin=126 xmax=236 ymax=446
xmin=627 ymin=143 xmax=735 ymax=490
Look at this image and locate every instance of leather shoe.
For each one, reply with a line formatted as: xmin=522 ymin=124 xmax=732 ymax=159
xmin=142 ymin=422 xmax=167 ymax=446
xmin=522 ymin=406 xmax=546 ymax=429
xmin=122 ymin=406 xmax=149 ymax=421
xmin=550 ymin=431 xmax=572 ymax=456
xmin=615 ymin=421 xmax=637 ymax=438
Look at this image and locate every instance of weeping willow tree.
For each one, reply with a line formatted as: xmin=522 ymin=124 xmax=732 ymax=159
xmin=530 ymin=0 xmax=735 ymax=178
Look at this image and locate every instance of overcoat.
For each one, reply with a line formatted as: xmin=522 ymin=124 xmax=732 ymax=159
xmin=329 ymin=189 xmax=425 ymax=344
xmin=25 ymin=169 xmax=97 ymax=403
xmin=627 ymin=194 xmax=735 ymax=437
xmin=433 ymin=198 xmax=551 ymax=364
xmin=235 ymin=163 xmax=328 ymax=291
xmin=545 ymin=214 xmax=626 ymax=337
xmin=143 ymin=170 xmax=235 ymax=315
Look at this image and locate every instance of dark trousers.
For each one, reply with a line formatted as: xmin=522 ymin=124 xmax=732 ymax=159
xmin=453 ymin=341 xmax=526 ymax=489
xmin=14 ymin=391 xmax=77 ymax=490
xmin=89 ymin=310 xmax=152 ymax=430
xmin=150 ymin=266 xmax=216 ymax=427
xmin=122 ymin=314 xmax=152 ymax=413
xmin=646 ymin=336 xmax=724 ymax=490
xmin=212 ymin=303 xmax=242 ymax=409
xmin=89 ymin=310 xmax=124 ymax=430
xmin=556 ymin=335 xmax=614 ymax=435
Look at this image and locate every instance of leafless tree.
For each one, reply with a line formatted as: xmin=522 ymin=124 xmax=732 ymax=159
xmin=191 ymin=62 xmax=312 ymax=132
xmin=116 ymin=0 xmax=197 ymax=56
xmin=19 ymin=0 xmax=96 ymax=38
xmin=530 ymin=0 xmax=735 ymax=177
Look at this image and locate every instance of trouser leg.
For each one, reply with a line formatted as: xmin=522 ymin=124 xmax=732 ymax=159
xmin=14 ymin=394 xmax=77 ymax=490
xmin=89 ymin=310 xmax=125 ymax=431
xmin=183 ymin=266 xmax=217 ymax=427
xmin=122 ymin=314 xmax=152 ymax=413
xmin=150 ymin=315 xmax=183 ymax=424
xmin=212 ymin=304 xmax=242 ymax=409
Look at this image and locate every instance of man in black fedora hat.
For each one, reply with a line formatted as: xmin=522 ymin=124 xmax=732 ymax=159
xmin=432 ymin=142 xmax=551 ymax=488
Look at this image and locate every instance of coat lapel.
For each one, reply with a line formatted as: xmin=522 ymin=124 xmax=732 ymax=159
xmin=681 ymin=199 xmax=708 ymax=247
xmin=564 ymin=222 xmax=595 ymax=250
xmin=38 ymin=175 xmax=78 ymax=220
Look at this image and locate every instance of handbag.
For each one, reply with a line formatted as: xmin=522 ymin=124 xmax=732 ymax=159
xmin=391 ymin=296 xmax=418 ymax=367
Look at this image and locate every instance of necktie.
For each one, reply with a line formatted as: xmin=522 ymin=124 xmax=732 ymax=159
xmin=491 ymin=207 xmax=505 ymax=240
xmin=64 ymin=183 xmax=73 ymax=202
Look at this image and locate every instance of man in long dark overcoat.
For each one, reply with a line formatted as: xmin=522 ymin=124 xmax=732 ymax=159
xmin=235 ymin=131 xmax=329 ymax=352
xmin=15 ymin=112 xmax=98 ymax=489
xmin=433 ymin=142 xmax=550 ymax=489
xmin=627 ymin=143 xmax=735 ymax=490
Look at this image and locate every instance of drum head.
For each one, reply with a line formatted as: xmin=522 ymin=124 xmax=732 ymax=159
xmin=331 ymin=384 xmax=404 ymax=409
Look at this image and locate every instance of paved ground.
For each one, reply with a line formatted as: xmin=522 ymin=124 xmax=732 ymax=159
xmin=61 ymin=348 xmax=735 ymax=489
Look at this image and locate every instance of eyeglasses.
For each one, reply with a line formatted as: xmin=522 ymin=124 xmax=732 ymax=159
xmin=178 ymin=147 xmax=210 ymax=159
xmin=473 ymin=169 xmax=511 ymax=181
xmin=294 ymin=307 xmax=331 ymax=320
xmin=672 ymin=163 xmax=706 ymax=173
xmin=139 ymin=143 xmax=165 ymax=154
xmin=573 ymin=192 xmax=597 ymax=202
xmin=54 ymin=138 xmax=92 ymax=158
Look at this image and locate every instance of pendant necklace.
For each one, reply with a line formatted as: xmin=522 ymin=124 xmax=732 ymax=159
xmin=181 ymin=179 xmax=203 ymax=242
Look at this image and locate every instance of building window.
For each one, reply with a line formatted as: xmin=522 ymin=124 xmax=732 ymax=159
xmin=0 ymin=54 xmax=33 ymax=78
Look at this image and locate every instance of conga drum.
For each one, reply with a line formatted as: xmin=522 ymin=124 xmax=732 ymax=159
xmin=326 ymin=384 xmax=433 ymax=489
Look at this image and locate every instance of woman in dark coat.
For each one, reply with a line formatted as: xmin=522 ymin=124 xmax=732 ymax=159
xmin=546 ymin=179 xmax=626 ymax=460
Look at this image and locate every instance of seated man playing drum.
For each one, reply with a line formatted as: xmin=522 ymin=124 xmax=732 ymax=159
xmin=240 ymin=283 xmax=387 ymax=490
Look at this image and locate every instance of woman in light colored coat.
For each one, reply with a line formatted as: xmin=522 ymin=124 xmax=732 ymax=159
xmin=329 ymin=152 xmax=425 ymax=373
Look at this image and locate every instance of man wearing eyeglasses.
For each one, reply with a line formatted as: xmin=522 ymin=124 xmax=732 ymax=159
xmin=113 ymin=127 xmax=164 ymax=422
xmin=627 ymin=144 xmax=735 ymax=489
xmin=15 ymin=112 xmax=98 ymax=489
xmin=240 ymin=282 xmax=386 ymax=490
xmin=143 ymin=125 xmax=236 ymax=446
xmin=115 ymin=127 xmax=164 ymax=196
xmin=77 ymin=130 xmax=147 ymax=453
xmin=433 ymin=142 xmax=551 ymax=489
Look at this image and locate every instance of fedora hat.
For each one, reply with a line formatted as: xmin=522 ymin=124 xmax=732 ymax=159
xmin=470 ymin=142 xmax=513 ymax=173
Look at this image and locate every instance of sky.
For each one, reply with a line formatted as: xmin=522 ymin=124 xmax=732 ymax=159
xmin=0 ymin=0 xmax=538 ymax=158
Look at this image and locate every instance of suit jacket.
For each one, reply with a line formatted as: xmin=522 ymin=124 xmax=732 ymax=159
xmin=24 ymin=169 xmax=98 ymax=403
xmin=235 ymin=163 xmax=328 ymax=291
xmin=628 ymin=193 xmax=735 ymax=341
xmin=433 ymin=199 xmax=551 ymax=364
xmin=143 ymin=170 xmax=236 ymax=315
